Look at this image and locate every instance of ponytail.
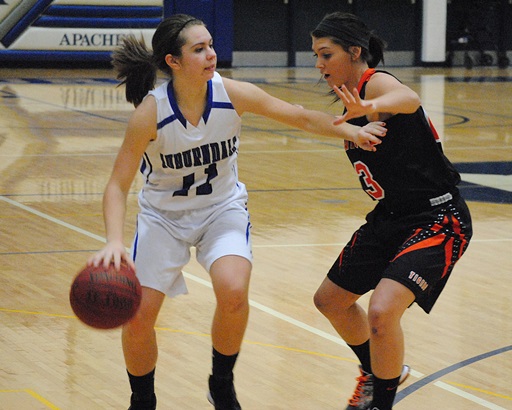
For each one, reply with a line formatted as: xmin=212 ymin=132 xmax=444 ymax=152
xmin=367 ymin=35 xmax=386 ymax=68
xmin=112 ymin=15 xmax=205 ymax=107
xmin=111 ymin=35 xmax=156 ymax=107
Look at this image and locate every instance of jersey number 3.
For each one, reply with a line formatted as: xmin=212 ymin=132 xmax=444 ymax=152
xmin=173 ymin=163 xmax=218 ymax=197
xmin=353 ymin=161 xmax=385 ymax=200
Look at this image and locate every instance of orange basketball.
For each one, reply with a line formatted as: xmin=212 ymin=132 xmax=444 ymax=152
xmin=70 ymin=262 xmax=141 ymax=329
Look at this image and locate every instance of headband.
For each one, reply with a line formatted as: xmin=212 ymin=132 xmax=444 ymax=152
xmin=314 ymin=20 xmax=370 ymax=50
xmin=176 ymin=17 xmax=198 ymax=37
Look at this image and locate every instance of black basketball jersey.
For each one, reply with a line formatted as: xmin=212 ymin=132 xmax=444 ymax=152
xmin=345 ymin=69 xmax=461 ymax=213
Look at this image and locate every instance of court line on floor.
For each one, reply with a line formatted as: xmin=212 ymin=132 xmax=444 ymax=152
xmin=0 ymin=389 xmax=59 ymax=410
xmin=395 ymin=345 xmax=512 ymax=409
xmin=1 ymin=194 xmax=507 ymax=409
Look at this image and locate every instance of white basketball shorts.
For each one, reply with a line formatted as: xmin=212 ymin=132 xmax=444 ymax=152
xmin=130 ymin=194 xmax=253 ymax=298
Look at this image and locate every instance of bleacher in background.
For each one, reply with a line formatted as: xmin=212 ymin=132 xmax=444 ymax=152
xmin=0 ymin=0 xmax=509 ymax=68
xmin=0 ymin=0 xmax=233 ymax=66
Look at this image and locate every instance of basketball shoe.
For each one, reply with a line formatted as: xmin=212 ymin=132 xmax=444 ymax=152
xmin=207 ymin=375 xmax=242 ymax=410
xmin=345 ymin=365 xmax=410 ymax=410
xmin=128 ymin=392 xmax=156 ymax=410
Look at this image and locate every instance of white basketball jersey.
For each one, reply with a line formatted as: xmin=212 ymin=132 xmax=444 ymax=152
xmin=139 ymin=72 xmax=245 ymax=211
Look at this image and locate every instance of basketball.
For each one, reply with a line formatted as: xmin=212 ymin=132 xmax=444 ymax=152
xmin=69 ymin=262 xmax=142 ymax=329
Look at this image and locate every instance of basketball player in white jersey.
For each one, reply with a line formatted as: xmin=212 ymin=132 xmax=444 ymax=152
xmin=87 ymin=14 xmax=386 ymax=410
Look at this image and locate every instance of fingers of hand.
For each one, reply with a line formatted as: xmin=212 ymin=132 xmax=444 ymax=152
xmin=341 ymin=85 xmax=357 ymax=104
xmin=371 ymin=126 xmax=386 ymax=136
xmin=352 ymin=87 xmax=361 ymax=101
xmin=370 ymin=135 xmax=382 ymax=145
xmin=87 ymin=248 xmax=120 ymax=270
xmin=125 ymin=259 xmax=136 ymax=271
xmin=360 ymin=142 xmax=376 ymax=152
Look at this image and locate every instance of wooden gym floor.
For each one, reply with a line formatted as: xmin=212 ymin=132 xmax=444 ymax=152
xmin=0 ymin=65 xmax=511 ymax=409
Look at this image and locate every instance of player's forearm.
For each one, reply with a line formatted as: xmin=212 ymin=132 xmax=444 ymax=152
xmin=302 ymin=109 xmax=358 ymax=139
xmin=102 ymin=184 xmax=128 ymax=244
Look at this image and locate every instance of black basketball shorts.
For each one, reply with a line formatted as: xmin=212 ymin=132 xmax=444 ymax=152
xmin=327 ymin=196 xmax=472 ymax=313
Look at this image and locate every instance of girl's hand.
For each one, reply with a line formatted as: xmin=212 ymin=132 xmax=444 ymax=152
xmin=332 ymin=84 xmax=377 ymax=124
xmin=354 ymin=121 xmax=387 ymax=152
xmin=87 ymin=240 xmax=135 ymax=271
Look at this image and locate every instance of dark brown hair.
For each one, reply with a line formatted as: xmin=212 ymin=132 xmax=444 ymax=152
xmin=312 ymin=12 xmax=386 ymax=68
xmin=111 ymin=14 xmax=204 ymax=106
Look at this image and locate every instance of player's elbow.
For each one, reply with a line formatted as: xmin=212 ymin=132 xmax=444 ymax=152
xmin=410 ymin=92 xmax=421 ymax=111
xmin=392 ymin=86 xmax=421 ymax=114
xmin=404 ymin=91 xmax=421 ymax=113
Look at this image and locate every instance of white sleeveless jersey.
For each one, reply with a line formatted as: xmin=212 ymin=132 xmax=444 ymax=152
xmin=139 ymin=72 xmax=245 ymax=211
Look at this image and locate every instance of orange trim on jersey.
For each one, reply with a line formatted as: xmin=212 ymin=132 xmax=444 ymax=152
xmin=449 ymin=215 xmax=469 ymax=257
xmin=428 ymin=118 xmax=440 ymax=141
xmin=442 ymin=237 xmax=454 ymax=278
xmin=408 ymin=228 xmax=423 ymax=241
xmin=431 ymin=215 xmax=450 ymax=233
xmin=351 ymin=232 xmax=359 ymax=248
xmin=339 ymin=232 xmax=358 ymax=266
xmin=450 ymin=214 xmax=461 ymax=235
xmin=390 ymin=213 xmax=467 ymax=279
xmin=338 ymin=247 xmax=345 ymax=267
xmin=357 ymin=68 xmax=376 ymax=93
xmin=392 ymin=234 xmax=446 ymax=261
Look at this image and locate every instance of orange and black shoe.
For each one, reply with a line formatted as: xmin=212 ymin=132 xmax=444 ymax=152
xmin=346 ymin=367 xmax=374 ymax=410
xmin=345 ymin=365 xmax=410 ymax=410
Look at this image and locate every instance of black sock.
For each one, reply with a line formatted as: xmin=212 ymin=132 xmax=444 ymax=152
xmin=348 ymin=340 xmax=372 ymax=374
xmin=372 ymin=374 xmax=400 ymax=410
xmin=127 ymin=368 xmax=155 ymax=396
xmin=212 ymin=347 xmax=238 ymax=380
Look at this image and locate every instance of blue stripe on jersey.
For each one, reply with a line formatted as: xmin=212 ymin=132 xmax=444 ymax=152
xmin=166 ymin=81 xmax=187 ymax=127
xmin=212 ymin=101 xmax=234 ymax=109
xmin=157 ymin=114 xmax=178 ymax=130
xmin=166 ymin=80 xmax=214 ymax=127
xmin=163 ymin=78 xmax=233 ymax=128
xmin=140 ymin=152 xmax=153 ymax=182
xmin=202 ymin=80 xmax=213 ymax=123
xmin=132 ymin=231 xmax=138 ymax=262
xmin=203 ymin=83 xmax=235 ymax=121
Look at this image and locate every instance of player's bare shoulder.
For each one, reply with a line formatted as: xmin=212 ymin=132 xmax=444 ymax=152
xmin=365 ymin=71 xmax=401 ymax=97
xmin=222 ymin=76 xmax=262 ymax=115
xmin=127 ymin=95 xmax=157 ymax=143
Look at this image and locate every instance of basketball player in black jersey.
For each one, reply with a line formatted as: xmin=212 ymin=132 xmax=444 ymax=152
xmin=311 ymin=12 xmax=473 ymax=410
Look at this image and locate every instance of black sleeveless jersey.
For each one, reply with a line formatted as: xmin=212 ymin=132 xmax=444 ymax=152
xmin=345 ymin=69 xmax=461 ymax=213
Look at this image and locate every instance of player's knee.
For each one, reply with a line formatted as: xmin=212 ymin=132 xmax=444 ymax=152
xmin=367 ymin=303 xmax=398 ymax=337
xmin=123 ymin=313 xmax=154 ymax=337
xmin=313 ymin=289 xmax=334 ymax=316
xmin=217 ymin=287 xmax=248 ymax=314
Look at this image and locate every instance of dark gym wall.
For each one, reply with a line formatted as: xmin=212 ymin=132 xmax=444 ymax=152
xmin=233 ymin=0 xmax=419 ymax=66
xmin=232 ymin=0 xmax=512 ymax=67
xmin=233 ymin=0 xmax=288 ymax=52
